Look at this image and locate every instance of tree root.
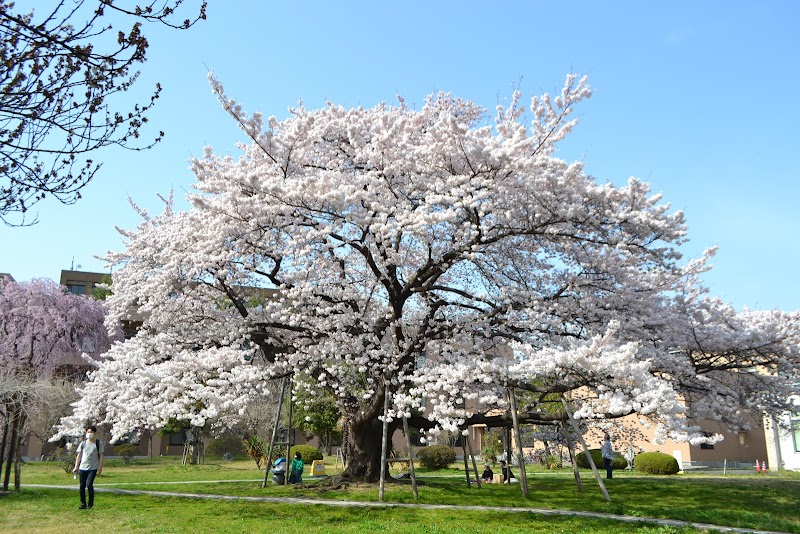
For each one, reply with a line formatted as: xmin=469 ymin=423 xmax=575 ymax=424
xmin=293 ymin=473 xmax=426 ymax=491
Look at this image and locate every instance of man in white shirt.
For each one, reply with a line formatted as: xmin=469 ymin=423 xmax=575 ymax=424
xmin=72 ymin=425 xmax=104 ymax=509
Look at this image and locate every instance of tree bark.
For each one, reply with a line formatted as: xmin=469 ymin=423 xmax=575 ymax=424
xmin=0 ymin=412 xmax=8 ymax=480
xmin=13 ymin=423 xmax=22 ymax=492
xmin=343 ymin=417 xmax=394 ymax=482
xmin=2 ymin=407 xmax=20 ymax=491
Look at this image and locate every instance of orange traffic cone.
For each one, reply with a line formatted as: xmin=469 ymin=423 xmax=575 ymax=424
xmin=755 ymin=460 xmax=761 ymax=472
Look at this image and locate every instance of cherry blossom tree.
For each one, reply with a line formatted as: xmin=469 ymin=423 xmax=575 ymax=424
xmin=58 ymin=74 xmax=800 ymax=481
xmin=0 ymin=278 xmax=113 ymax=491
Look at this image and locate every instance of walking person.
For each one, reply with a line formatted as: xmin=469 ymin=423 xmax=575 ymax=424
xmin=72 ymin=425 xmax=104 ymax=509
xmin=601 ymin=434 xmax=614 ymax=479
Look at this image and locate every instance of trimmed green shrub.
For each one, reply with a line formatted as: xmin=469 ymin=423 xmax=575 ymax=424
xmin=267 ymin=444 xmax=324 ymax=465
xmin=205 ymin=435 xmax=246 ymax=458
xmin=290 ymin=445 xmax=323 ymax=465
xmin=417 ymin=445 xmax=457 ymax=469
xmin=575 ymin=449 xmax=627 ymax=470
xmin=113 ymin=443 xmax=140 ymax=465
xmin=633 ymin=451 xmax=680 ymax=475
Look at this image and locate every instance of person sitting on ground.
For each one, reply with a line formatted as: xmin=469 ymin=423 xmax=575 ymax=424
xmin=482 ymin=463 xmax=494 ymax=482
xmin=289 ymin=451 xmax=304 ymax=484
xmin=500 ymin=460 xmax=515 ymax=483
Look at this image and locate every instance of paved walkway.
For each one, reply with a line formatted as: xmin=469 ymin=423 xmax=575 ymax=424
xmin=25 ymin=483 xmax=793 ymax=534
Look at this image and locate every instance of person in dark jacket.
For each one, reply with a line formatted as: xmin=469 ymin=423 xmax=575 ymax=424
xmin=499 ymin=460 xmax=514 ymax=483
xmin=601 ymin=434 xmax=615 ymax=479
xmin=481 ymin=463 xmax=494 ymax=482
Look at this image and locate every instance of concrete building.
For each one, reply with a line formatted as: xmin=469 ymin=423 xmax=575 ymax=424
xmin=764 ymin=397 xmax=800 ymax=472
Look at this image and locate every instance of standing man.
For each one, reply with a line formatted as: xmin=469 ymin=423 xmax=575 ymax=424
xmin=601 ymin=434 xmax=614 ymax=479
xmin=72 ymin=425 xmax=104 ymax=509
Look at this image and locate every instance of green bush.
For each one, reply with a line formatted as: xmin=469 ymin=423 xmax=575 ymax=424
xmin=417 ymin=445 xmax=457 ymax=469
xmin=290 ymin=445 xmax=323 ymax=465
xmin=113 ymin=443 xmax=140 ymax=465
xmin=267 ymin=444 xmax=324 ymax=465
xmin=542 ymin=454 xmax=562 ymax=469
xmin=48 ymin=447 xmax=76 ymax=473
xmin=243 ymin=435 xmax=267 ymax=469
xmin=205 ymin=435 xmax=246 ymax=458
xmin=575 ymin=449 xmax=627 ymax=470
xmin=633 ymin=451 xmax=680 ymax=475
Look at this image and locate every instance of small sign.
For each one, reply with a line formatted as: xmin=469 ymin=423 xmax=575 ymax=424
xmin=312 ymin=459 xmax=326 ymax=476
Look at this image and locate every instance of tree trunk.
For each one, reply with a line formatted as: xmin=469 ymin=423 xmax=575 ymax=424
xmin=0 ymin=412 xmax=9 ymax=480
xmin=2 ymin=407 xmax=19 ymax=492
xmin=13 ymin=423 xmax=22 ymax=492
xmin=342 ymin=417 xmax=392 ymax=482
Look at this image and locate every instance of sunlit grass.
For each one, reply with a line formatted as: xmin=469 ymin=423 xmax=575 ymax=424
xmin=13 ymin=457 xmax=800 ymax=533
xmin=0 ymin=488 xmax=705 ymax=533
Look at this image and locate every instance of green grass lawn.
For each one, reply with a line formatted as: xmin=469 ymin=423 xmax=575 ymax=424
xmin=4 ymin=457 xmax=799 ymax=533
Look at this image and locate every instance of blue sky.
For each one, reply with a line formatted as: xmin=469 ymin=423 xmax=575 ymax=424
xmin=2 ymin=1 xmax=798 ymax=311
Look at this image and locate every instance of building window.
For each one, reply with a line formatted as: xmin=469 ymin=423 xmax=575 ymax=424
xmin=699 ymin=431 xmax=714 ymax=449
xmin=791 ymin=413 xmax=800 ymax=453
xmin=169 ymin=431 xmax=186 ymax=446
xmin=66 ymin=284 xmax=85 ymax=295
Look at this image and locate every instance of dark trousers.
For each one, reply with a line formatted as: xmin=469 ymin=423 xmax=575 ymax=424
xmin=79 ymin=469 xmax=98 ymax=506
xmin=603 ymin=458 xmax=613 ymax=479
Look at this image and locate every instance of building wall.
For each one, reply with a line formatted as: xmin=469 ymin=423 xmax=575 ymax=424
xmin=583 ymin=414 xmax=766 ymax=469
xmin=765 ymin=403 xmax=800 ymax=472
xmin=59 ymin=269 xmax=110 ymax=297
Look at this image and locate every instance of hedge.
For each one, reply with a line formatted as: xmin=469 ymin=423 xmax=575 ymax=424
xmin=633 ymin=451 xmax=680 ymax=475
xmin=205 ymin=435 xmax=246 ymax=458
xmin=575 ymin=448 xmax=627 ymax=470
xmin=289 ymin=445 xmax=323 ymax=465
xmin=417 ymin=445 xmax=456 ymax=469
xmin=113 ymin=443 xmax=139 ymax=465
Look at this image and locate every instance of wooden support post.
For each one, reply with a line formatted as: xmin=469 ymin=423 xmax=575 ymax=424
xmin=466 ymin=427 xmax=482 ymax=489
xmin=507 ymin=387 xmax=529 ymax=497
xmin=401 ymin=415 xmax=419 ymax=500
xmin=564 ymin=424 xmax=583 ymax=492
xmin=262 ymin=377 xmax=288 ymax=488
xmin=461 ymin=439 xmax=471 ymax=488
xmin=502 ymin=424 xmax=510 ymax=463
xmin=379 ymin=381 xmax=390 ymax=502
xmin=561 ymin=397 xmax=610 ymax=502
xmin=284 ymin=377 xmax=294 ymax=485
